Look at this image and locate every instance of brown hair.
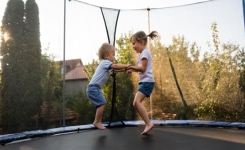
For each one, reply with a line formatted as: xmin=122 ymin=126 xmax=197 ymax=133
xmin=130 ymin=31 xmax=158 ymax=45
xmin=98 ymin=43 xmax=115 ymax=60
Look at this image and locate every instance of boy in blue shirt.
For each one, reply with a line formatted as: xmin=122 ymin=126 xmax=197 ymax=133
xmin=86 ymin=43 xmax=130 ymax=130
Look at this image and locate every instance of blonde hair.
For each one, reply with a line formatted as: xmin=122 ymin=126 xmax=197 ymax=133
xmin=98 ymin=43 xmax=114 ymax=60
xmin=130 ymin=31 xmax=158 ymax=45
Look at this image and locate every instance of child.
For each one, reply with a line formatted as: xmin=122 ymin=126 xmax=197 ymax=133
xmin=127 ymin=31 xmax=158 ymax=135
xmin=86 ymin=43 xmax=130 ymax=130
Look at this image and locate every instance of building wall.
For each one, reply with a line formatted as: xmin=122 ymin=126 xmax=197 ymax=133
xmin=65 ymin=79 xmax=89 ymax=96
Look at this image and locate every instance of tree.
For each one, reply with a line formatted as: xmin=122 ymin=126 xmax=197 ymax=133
xmin=194 ymin=23 xmax=245 ymax=121
xmin=1 ymin=0 xmax=26 ymax=133
xmin=40 ymin=50 xmax=63 ymax=128
xmin=22 ymin=0 xmax=42 ymax=130
xmin=113 ymin=34 xmax=136 ymax=120
xmin=0 ymin=0 xmax=42 ymax=132
xmin=150 ymin=34 xmax=200 ymax=119
xmin=72 ymin=90 xmax=94 ymax=124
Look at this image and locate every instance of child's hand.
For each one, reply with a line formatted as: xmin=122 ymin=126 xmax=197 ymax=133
xmin=125 ymin=64 xmax=132 ymax=71
xmin=127 ymin=69 xmax=133 ymax=74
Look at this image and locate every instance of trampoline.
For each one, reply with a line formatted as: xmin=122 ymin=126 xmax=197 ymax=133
xmin=1 ymin=0 xmax=245 ymax=149
xmin=0 ymin=120 xmax=245 ymax=150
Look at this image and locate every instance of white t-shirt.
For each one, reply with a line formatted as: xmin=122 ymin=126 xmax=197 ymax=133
xmin=137 ymin=48 xmax=155 ymax=82
xmin=89 ymin=59 xmax=113 ymax=88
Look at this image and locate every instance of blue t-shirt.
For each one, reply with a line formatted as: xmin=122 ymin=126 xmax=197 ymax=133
xmin=89 ymin=59 xmax=113 ymax=88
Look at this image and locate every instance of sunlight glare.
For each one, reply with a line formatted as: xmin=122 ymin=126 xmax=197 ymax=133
xmin=3 ymin=32 xmax=10 ymax=42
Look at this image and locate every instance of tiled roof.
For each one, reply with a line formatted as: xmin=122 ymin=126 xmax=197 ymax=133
xmin=41 ymin=101 xmax=79 ymax=121
xmin=57 ymin=58 xmax=83 ymax=73
xmin=57 ymin=58 xmax=83 ymax=67
xmin=65 ymin=66 xmax=88 ymax=80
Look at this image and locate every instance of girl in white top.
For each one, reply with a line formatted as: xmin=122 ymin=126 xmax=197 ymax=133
xmin=127 ymin=31 xmax=158 ymax=135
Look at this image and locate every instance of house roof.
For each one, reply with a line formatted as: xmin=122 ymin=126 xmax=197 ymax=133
xmin=57 ymin=58 xmax=83 ymax=73
xmin=56 ymin=58 xmax=88 ymax=80
xmin=57 ymin=58 xmax=83 ymax=67
xmin=65 ymin=66 xmax=88 ymax=80
xmin=41 ymin=101 xmax=79 ymax=121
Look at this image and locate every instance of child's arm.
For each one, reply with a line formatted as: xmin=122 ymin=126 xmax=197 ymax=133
xmin=110 ymin=64 xmax=131 ymax=72
xmin=113 ymin=68 xmax=126 ymax=72
xmin=127 ymin=58 xmax=148 ymax=73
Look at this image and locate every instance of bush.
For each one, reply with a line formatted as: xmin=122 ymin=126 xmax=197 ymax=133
xmin=194 ymin=99 xmax=243 ymax=122
xmin=72 ymin=91 xmax=94 ymax=124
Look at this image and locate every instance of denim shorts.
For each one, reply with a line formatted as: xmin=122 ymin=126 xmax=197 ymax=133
xmin=137 ymin=82 xmax=155 ymax=97
xmin=86 ymin=84 xmax=107 ymax=107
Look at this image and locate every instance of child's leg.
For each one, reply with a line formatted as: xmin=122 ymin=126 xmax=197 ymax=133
xmin=93 ymin=104 xmax=106 ymax=130
xmin=133 ymin=92 xmax=154 ymax=135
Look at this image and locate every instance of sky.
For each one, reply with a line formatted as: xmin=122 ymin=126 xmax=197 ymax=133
xmin=0 ymin=0 xmax=244 ymax=64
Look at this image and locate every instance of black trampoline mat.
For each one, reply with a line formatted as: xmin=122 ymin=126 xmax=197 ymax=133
xmin=1 ymin=126 xmax=245 ymax=150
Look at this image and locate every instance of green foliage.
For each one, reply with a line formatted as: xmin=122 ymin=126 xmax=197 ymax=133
xmin=83 ymin=59 xmax=99 ymax=80
xmin=22 ymin=0 xmax=42 ymax=130
xmin=72 ymin=90 xmax=94 ymax=124
xmin=1 ymin=0 xmax=28 ymax=133
xmin=194 ymin=99 xmax=242 ymax=121
xmin=193 ymin=23 xmax=245 ymax=121
xmin=40 ymin=51 xmax=63 ymax=128
xmin=150 ymin=35 xmax=196 ymax=119
xmin=1 ymin=0 xmax=42 ymax=132
xmin=0 ymin=80 xmax=2 ymax=127
xmin=239 ymin=49 xmax=245 ymax=93
xmin=114 ymin=35 xmax=136 ymax=120
xmin=0 ymin=0 xmax=43 ymax=132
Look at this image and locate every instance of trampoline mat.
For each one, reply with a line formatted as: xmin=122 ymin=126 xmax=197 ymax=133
xmin=1 ymin=126 xmax=245 ymax=150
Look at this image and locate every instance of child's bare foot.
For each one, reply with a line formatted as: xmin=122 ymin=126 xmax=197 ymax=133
xmin=141 ymin=123 xmax=154 ymax=135
xmin=93 ymin=122 xmax=106 ymax=130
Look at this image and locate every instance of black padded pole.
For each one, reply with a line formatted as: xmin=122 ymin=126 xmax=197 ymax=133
xmin=108 ymin=71 xmax=125 ymax=127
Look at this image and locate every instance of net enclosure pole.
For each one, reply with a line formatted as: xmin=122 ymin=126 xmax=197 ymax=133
xmin=62 ymin=0 xmax=67 ymax=128
xmin=147 ymin=8 xmax=153 ymax=121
